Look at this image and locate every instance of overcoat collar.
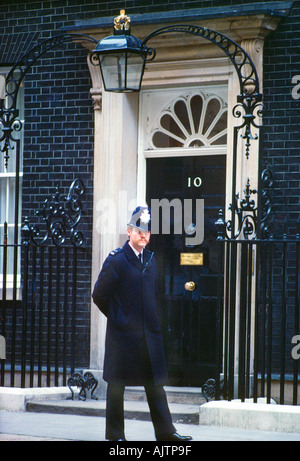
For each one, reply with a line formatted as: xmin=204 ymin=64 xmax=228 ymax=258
xmin=123 ymin=240 xmax=153 ymax=272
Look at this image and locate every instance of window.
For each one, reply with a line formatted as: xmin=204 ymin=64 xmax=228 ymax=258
xmin=140 ymin=86 xmax=227 ymax=157
xmin=0 ymin=68 xmax=24 ymax=289
xmin=152 ymin=92 xmax=227 ymax=149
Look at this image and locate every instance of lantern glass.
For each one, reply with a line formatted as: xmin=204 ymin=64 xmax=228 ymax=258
xmin=100 ymin=51 xmax=145 ymax=92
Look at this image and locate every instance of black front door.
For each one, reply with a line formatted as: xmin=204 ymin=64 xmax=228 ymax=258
xmin=146 ymin=155 xmax=226 ymax=386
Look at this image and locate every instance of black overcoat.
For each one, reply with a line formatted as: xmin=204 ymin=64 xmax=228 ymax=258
xmin=92 ymin=240 xmax=169 ymax=386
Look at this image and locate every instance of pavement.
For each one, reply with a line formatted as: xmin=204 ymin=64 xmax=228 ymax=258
xmin=1 ymin=409 xmax=300 ymax=443
xmin=1 ymin=385 xmax=300 ymax=445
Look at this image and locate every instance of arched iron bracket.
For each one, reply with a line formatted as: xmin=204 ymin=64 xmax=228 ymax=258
xmin=142 ymin=24 xmax=261 ymax=99
xmin=0 ymin=33 xmax=98 ymax=168
xmin=141 ymin=24 xmax=263 ymax=158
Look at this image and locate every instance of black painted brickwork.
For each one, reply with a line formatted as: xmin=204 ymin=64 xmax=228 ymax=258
xmin=0 ymin=0 xmax=299 ymax=372
xmin=262 ymin=1 xmax=300 ymax=237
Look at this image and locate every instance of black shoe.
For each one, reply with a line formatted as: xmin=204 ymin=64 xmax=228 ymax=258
xmin=107 ymin=438 xmax=127 ymax=441
xmin=157 ymin=432 xmax=193 ymax=441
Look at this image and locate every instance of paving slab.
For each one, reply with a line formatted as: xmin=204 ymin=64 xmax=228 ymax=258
xmin=200 ymin=400 xmax=300 ymax=434
xmin=1 ymin=410 xmax=300 ymax=442
xmin=26 ymin=398 xmax=200 ymax=424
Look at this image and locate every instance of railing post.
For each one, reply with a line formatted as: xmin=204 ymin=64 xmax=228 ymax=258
xmin=215 ymin=233 xmax=225 ymax=400
xmin=0 ymin=222 xmax=8 ymax=386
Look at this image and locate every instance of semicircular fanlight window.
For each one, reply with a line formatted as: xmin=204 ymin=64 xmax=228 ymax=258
xmin=150 ymin=91 xmax=227 ymax=149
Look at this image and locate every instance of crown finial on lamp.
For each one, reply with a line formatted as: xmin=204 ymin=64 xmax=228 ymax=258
xmin=114 ymin=9 xmax=131 ymax=33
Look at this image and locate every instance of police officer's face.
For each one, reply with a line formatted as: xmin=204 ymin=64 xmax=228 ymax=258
xmin=127 ymin=226 xmax=150 ymax=253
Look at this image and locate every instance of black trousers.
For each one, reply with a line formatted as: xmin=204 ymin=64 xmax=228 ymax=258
xmin=106 ymin=382 xmax=176 ymax=440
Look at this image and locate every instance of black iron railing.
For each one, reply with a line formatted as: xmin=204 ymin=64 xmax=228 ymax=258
xmin=0 ymin=179 xmax=86 ymax=388
xmin=216 ymin=236 xmax=300 ymax=405
xmin=210 ymin=171 xmax=300 ymax=407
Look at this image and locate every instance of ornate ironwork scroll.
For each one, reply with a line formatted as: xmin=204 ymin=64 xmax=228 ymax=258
xmin=67 ymin=371 xmax=98 ymax=401
xmin=215 ymin=168 xmax=274 ymax=241
xmin=233 ymin=94 xmax=263 ymax=160
xmin=202 ymin=378 xmax=224 ymax=402
xmin=228 ymin=178 xmax=258 ymax=240
xmin=215 ymin=178 xmax=257 ymax=240
xmin=260 ymin=168 xmax=274 ymax=238
xmin=22 ymin=178 xmax=85 ymax=247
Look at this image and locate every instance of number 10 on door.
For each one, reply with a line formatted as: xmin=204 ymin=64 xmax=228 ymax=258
xmin=188 ymin=177 xmax=202 ymax=188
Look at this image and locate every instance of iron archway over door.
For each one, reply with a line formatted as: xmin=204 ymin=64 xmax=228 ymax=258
xmin=131 ymin=23 xmax=264 ymax=392
xmin=138 ymin=23 xmax=264 ymax=232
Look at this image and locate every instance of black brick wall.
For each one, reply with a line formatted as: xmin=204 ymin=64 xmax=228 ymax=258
xmin=21 ymin=46 xmax=94 ymax=368
xmin=262 ymin=1 xmax=300 ymax=237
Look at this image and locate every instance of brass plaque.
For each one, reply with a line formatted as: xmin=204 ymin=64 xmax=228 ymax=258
xmin=180 ymin=253 xmax=203 ymax=266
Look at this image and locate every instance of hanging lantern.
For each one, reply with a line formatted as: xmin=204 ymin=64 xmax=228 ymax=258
xmin=91 ymin=10 xmax=150 ymax=92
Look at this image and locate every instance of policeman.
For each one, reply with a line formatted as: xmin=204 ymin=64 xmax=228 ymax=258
xmin=92 ymin=206 xmax=192 ymax=441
